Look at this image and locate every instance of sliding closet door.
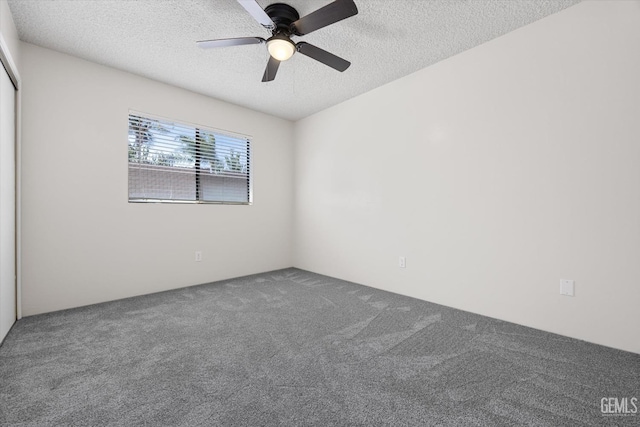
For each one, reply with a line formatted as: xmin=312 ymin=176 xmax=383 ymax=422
xmin=0 ymin=64 xmax=16 ymax=343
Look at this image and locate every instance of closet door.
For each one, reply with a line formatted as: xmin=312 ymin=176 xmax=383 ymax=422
xmin=0 ymin=64 xmax=16 ymax=343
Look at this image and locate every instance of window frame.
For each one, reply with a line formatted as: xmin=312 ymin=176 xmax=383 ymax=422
xmin=127 ymin=110 xmax=253 ymax=205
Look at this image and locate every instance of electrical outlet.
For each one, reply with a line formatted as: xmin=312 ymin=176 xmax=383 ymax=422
xmin=399 ymin=256 xmax=406 ymax=268
xmin=560 ymin=279 xmax=574 ymax=296
xmin=195 ymin=251 xmax=202 ymax=262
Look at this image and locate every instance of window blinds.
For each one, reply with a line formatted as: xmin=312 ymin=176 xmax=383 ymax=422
xmin=128 ymin=112 xmax=251 ymax=204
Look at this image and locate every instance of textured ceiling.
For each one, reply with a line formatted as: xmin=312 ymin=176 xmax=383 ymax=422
xmin=8 ymin=0 xmax=581 ymax=121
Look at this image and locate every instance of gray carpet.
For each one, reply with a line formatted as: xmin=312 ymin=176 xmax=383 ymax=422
xmin=0 ymin=268 xmax=638 ymax=426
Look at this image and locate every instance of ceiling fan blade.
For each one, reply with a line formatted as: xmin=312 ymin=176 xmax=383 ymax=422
xmin=237 ymin=0 xmax=276 ymax=30
xmin=197 ymin=37 xmax=265 ymax=49
xmin=296 ymin=42 xmax=350 ymax=72
xmin=291 ymin=0 xmax=358 ymax=36
xmin=262 ymin=56 xmax=281 ymax=82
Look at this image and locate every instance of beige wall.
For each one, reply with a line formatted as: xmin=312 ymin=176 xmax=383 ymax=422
xmin=20 ymin=43 xmax=294 ymax=315
xmin=293 ymin=1 xmax=640 ymax=354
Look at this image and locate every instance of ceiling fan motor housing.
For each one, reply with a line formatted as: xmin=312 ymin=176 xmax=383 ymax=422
xmin=264 ymin=3 xmax=300 ymax=35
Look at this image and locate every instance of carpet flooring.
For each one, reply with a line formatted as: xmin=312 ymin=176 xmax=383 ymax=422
xmin=0 ymin=268 xmax=638 ymax=426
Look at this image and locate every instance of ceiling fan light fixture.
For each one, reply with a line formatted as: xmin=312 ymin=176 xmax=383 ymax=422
xmin=267 ymin=36 xmax=295 ymax=61
xmin=197 ymin=0 xmax=359 ymax=81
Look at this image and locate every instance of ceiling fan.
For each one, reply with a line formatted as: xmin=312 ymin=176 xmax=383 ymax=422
xmin=197 ymin=0 xmax=358 ymax=82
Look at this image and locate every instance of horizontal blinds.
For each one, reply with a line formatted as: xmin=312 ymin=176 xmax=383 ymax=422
xmin=128 ymin=113 xmax=251 ymax=203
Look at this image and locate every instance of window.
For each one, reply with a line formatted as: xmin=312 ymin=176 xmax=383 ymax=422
xmin=128 ymin=112 xmax=251 ymax=204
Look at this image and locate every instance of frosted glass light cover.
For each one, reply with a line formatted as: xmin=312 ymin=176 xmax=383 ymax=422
xmin=267 ymin=38 xmax=295 ymax=61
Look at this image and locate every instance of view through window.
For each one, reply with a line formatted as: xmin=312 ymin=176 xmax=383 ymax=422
xmin=128 ymin=112 xmax=251 ymax=204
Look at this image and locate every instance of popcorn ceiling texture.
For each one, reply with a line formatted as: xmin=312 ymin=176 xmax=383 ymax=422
xmin=8 ymin=0 xmax=581 ymax=121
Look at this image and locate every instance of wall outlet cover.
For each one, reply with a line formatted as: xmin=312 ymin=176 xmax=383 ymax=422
xmin=560 ymin=279 xmax=575 ymax=296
